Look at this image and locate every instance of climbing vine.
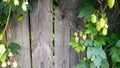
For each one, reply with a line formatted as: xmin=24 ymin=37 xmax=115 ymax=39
xmin=0 ymin=0 xmax=30 ymax=67
xmin=69 ymin=0 xmax=120 ymax=68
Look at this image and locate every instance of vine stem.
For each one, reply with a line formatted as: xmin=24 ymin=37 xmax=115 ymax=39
xmin=2 ymin=3 xmax=12 ymax=35
xmin=112 ymin=63 xmax=114 ymax=68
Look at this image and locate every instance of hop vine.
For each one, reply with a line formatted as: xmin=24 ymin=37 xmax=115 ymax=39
xmin=0 ymin=0 xmax=31 ymax=67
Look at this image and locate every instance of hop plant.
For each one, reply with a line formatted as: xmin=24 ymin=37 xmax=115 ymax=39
xmin=3 ymin=0 xmax=7 ymax=2
xmin=0 ymin=44 xmax=6 ymax=56
xmin=8 ymin=52 xmax=14 ymax=57
xmin=22 ymin=1 xmax=28 ymax=11
xmin=1 ymin=62 xmax=7 ymax=67
xmin=12 ymin=61 xmax=18 ymax=68
xmin=0 ymin=33 xmax=4 ymax=41
xmin=91 ymin=14 xmax=97 ymax=23
xmin=14 ymin=0 xmax=19 ymax=6
xmin=107 ymin=0 xmax=115 ymax=9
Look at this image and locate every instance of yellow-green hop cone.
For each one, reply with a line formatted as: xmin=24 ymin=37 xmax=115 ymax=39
xmin=79 ymin=31 xmax=83 ymax=37
xmin=8 ymin=52 xmax=14 ymax=57
xmin=74 ymin=32 xmax=78 ymax=37
xmin=82 ymin=34 xmax=87 ymax=40
xmin=75 ymin=37 xmax=79 ymax=43
xmin=105 ymin=24 xmax=108 ymax=28
xmin=12 ymin=61 xmax=18 ymax=68
xmin=107 ymin=0 xmax=115 ymax=9
xmin=91 ymin=14 xmax=97 ymax=23
xmin=96 ymin=22 xmax=102 ymax=31
xmin=81 ymin=45 xmax=86 ymax=52
xmin=99 ymin=18 xmax=106 ymax=28
xmin=0 ymin=33 xmax=4 ymax=41
xmin=22 ymin=1 xmax=28 ymax=11
xmin=102 ymin=28 xmax=107 ymax=36
xmin=14 ymin=0 xmax=19 ymax=6
xmin=1 ymin=62 xmax=7 ymax=68
xmin=0 ymin=44 xmax=6 ymax=55
xmin=7 ymin=61 xmax=11 ymax=65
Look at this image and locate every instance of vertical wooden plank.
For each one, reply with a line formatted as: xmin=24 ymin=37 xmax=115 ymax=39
xmin=30 ymin=0 xmax=53 ymax=68
xmin=55 ymin=0 xmax=81 ymax=68
xmin=69 ymin=30 xmax=79 ymax=68
xmin=69 ymin=0 xmax=82 ymax=68
xmin=6 ymin=15 xmax=31 ymax=68
xmin=55 ymin=7 xmax=70 ymax=68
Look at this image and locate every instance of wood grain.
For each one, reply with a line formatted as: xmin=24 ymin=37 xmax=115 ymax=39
xmin=30 ymin=0 xmax=53 ymax=68
xmin=6 ymin=15 xmax=31 ymax=68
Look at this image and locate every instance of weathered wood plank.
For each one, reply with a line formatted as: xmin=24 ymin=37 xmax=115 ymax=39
xmin=6 ymin=15 xmax=31 ymax=68
xmin=69 ymin=30 xmax=79 ymax=68
xmin=30 ymin=0 xmax=53 ymax=68
xmin=55 ymin=7 xmax=70 ymax=68
xmin=55 ymin=0 xmax=80 ymax=68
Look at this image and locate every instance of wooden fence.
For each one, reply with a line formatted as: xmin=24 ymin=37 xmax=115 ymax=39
xmin=6 ymin=0 xmax=83 ymax=68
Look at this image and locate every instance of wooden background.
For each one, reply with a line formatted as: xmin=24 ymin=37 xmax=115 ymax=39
xmin=6 ymin=0 xmax=83 ymax=68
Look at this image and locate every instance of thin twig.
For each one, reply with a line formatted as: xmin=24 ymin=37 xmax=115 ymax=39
xmin=2 ymin=3 xmax=12 ymax=35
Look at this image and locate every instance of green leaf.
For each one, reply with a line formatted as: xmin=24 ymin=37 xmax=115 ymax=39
xmin=17 ymin=14 xmax=24 ymax=22
xmin=3 ymin=3 xmax=10 ymax=16
xmin=78 ymin=5 xmax=94 ymax=18
xmin=76 ymin=58 xmax=90 ymax=68
xmin=93 ymin=47 xmax=106 ymax=59
xmin=94 ymin=37 xmax=105 ymax=47
xmin=91 ymin=62 xmax=97 ymax=68
xmin=80 ymin=39 xmax=86 ymax=45
xmin=116 ymin=40 xmax=120 ymax=47
xmin=0 ymin=2 xmax=3 ymax=10
xmin=85 ymin=23 xmax=94 ymax=29
xmin=75 ymin=46 xmax=81 ymax=53
xmin=27 ymin=4 xmax=32 ymax=10
xmin=91 ymin=28 xmax=97 ymax=37
xmin=85 ymin=29 xmax=92 ymax=34
xmin=12 ymin=3 xmax=16 ymax=12
xmin=99 ymin=36 xmax=105 ymax=45
xmin=93 ymin=55 xmax=101 ymax=68
xmin=69 ymin=42 xmax=79 ymax=48
xmin=8 ymin=42 xmax=21 ymax=54
xmin=110 ymin=47 xmax=120 ymax=62
xmin=85 ymin=38 xmax=93 ymax=46
xmin=75 ymin=63 xmax=83 ymax=68
xmin=81 ymin=0 xmax=95 ymax=6
xmin=94 ymin=40 xmax=101 ymax=46
xmin=87 ymin=47 xmax=93 ymax=59
xmin=101 ymin=59 xmax=109 ymax=68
